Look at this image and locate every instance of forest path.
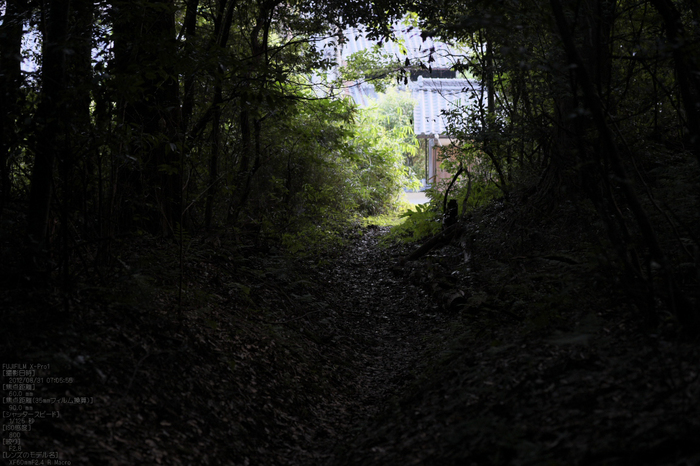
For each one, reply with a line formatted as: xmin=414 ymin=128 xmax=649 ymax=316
xmin=295 ymin=226 xmax=453 ymax=465
xmin=7 ymin=201 xmax=700 ymax=466
xmin=2 ymin=221 xmax=459 ymax=466
xmin=7 ymin=210 xmax=700 ymax=465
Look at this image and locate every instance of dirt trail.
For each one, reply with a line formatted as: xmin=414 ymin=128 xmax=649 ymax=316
xmin=6 ymin=214 xmax=700 ymax=465
xmin=2 ymin=222 xmax=461 ymax=466
xmin=298 ymin=226 xmax=452 ymax=464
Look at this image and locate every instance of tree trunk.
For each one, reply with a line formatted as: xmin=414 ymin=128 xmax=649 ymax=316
xmin=649 ymin=0 xmax=700 ymax=163
xmin=551 ymin=0 xmax=698 ymax=332
xmin=26 ymin=0 xmax=71 ymax=263
xmin=205 ymin=0 xmax=235 ymax=229
xmin=0 ymin=0 xmax=27 ymax=220
xmin=66 ymin=0 xmax=95 ymax=221
xmin=205 ymin=86 xmax=222 ymax=229
xmin=481 ymin=33 xmax=507 ymax=192
xmin=228 ymin=1 xmax=274 ymax=225
xmin=111 ymin=0 xmax=182 ymax=235
xmin=181 ymin=0 xmax=200 ymax=134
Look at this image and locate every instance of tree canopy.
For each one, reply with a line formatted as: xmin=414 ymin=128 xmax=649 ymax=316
xmin=1 ymin=0 xmax=699 ymax=331
xmin=0 ymin=0 xmax=414 ymax=278
xmin=398 ymin=0 xmax=700 ymax=332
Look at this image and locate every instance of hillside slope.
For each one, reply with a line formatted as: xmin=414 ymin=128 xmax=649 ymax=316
xmin=2 ymin=196 xmax=699 ymax=465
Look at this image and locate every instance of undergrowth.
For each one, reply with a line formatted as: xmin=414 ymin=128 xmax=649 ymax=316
xmin=380 ymin=175 xmax=504 ymax=247
xmin=381 ymin=202 xmax=442 ymax=245
xmin=360 ymin=199 xmax=416 ymax=228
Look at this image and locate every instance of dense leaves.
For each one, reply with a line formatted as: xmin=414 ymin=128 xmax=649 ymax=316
xmin=0 ymin=0 xmax=430 ymax=288
xmin=397 ymin=0 xmax=700 ymax=331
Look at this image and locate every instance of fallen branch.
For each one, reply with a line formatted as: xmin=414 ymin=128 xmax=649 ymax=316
xmin=404 ymin=223 xmax=462 ymax=262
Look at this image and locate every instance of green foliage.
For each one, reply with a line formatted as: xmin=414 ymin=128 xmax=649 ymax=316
xmin=383 ymin=202 xmax=441 ymax=244
xmin=280 ymin=219 xmax=350 ymax=256
xmin=7 ymin=0 xmax=700 ymax=335
xmin=360 ymin=198 xmax=415 ymax=227
xmin=242 ymin=91 xmax=356 ymax=248
xmin=423 ymin=141 xmax=502 ymax=216
xmin=340 ymin=46 xmax=400 ymax=93
xmin=341 ymin=95 xmax=420 ymax=216
xmin=462 ymin=180 xmax=501 ymax=211
xmin=240 ymin=85 xmax=419 ymax=253
xmin=426 ymin=174 xmax=501 ymax=216
xmin=374 ymin=88 xmax=415 ymax=134
xmin=374 ymin=87 xmax=425 ymax=180
xmin=441 ymin=108 xmax=511 ymax=194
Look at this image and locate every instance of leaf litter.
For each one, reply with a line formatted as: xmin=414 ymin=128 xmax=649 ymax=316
xmin=2 ymin=200 xmax=700 ymax=465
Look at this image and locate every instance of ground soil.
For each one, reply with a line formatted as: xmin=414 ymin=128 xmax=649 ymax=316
xmin=2 ymin=199 xmax=700 ymax=465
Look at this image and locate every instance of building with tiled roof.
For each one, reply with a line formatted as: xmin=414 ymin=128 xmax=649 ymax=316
xmin=410 ymin=76 xmax=478 ymax=185
xmin=318 ymin=23 xmax=481 ymax=188
xmin=336 ymin=23 xmax=462 ymax=72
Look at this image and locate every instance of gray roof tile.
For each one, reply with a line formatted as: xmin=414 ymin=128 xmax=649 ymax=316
xmin=410 ymin=77 xmax=478 ymax=138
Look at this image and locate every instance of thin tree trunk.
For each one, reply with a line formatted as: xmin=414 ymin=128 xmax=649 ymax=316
xmin=229 ymin=1 xmax=273 ymax=225
xmin=181 ymin=0 xmax=200 ymax=133
xmin=481 ymin=34 xmax=507 ymax=192
xmin=111 ymin=0 xmax=181 ymax=235
xmin=551 ymin=0 xmax=698 ymax=332
xmin=27 ymin=0 xmax=71 ymax=266
xmin=0 ymin=0 xmax=26 ymax=220
xmin=205 ymin=0 xmax=235 ymax=229
xmin=205 ymin=86 xmax=222 ymax=229
xmin=649 ymin=0 xmax=700 ymax=162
